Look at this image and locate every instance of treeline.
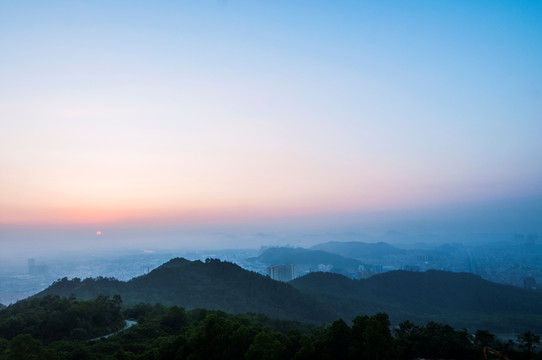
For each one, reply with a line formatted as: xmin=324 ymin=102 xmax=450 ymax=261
xmin=0 ymin=295 xmax=124 ymax=343
xmin=0 ymin=295 xmax=541 ymax=360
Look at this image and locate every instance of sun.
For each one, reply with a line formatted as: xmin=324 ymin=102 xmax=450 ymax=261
xmin=96 ymin=230 xmax=102 ymax=236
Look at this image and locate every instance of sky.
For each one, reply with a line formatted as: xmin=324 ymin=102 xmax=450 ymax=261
xmin=1 ymin=1 xmax=541 ymax=252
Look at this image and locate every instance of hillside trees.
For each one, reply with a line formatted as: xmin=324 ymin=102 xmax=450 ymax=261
xmin=1 ymin=299 xmax=541 ymax=360
xmin=518 ymin=330 xmax=541 ymax=359
xmin=0 ymin=295 xmax=124 ymax=342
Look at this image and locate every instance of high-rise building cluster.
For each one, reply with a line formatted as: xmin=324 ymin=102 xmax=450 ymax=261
xmin=267 ymin=264 xmax=296 ymax=282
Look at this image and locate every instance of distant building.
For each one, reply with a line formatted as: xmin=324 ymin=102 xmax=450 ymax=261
xmin=402 ymin=265 xmax=421 ymax=272
xmin=356 ymin=264 xmax=383 ymax=279
xmin=523 ymin=276 xmax=536 ymax=290
xmin=28 ymin=258 xmax=36 ymax=274
xmin=317 ymin=264 xmax=333 ymax=272
xmin=268 ymin=264 xmax=296 ymax=282
xmin=28 ymin=258 xmax=48 ymax=275
xmin=417 ymin=254 xmax=436 ymax=262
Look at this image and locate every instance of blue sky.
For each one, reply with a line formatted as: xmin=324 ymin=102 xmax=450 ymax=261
xmin=0 ymin=1 xmax=541 ymax=251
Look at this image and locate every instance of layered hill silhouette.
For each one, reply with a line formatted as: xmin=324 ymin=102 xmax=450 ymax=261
xmin=37 ymin=258 xmax=336 ymax=323
xmin=247 ymin=247 xmax=363 ymax=275
xmin=310 ymin=241 xmax=405 ymax=260
xmin=290 ymin=270 xmax=542 ymax=332
xmin=309 ymin=240 xmax=462 ymax=261
xmin=36 ymin=258 xmax=542 ymax=332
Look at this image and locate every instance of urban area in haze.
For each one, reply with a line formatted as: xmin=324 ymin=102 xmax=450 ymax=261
xmin=1 ymin=1 xmax=541 ymax=359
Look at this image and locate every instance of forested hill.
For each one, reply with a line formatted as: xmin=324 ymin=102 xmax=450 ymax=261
xmin=0 ymin=295 xmax=124 ymax=343
xmin=37 ymin=258 xmax=336 ymax=323
xmin=290 ymin=270 xmax=542 ymax=332
xmin=36 ymin=258 xmax=542 ymax=332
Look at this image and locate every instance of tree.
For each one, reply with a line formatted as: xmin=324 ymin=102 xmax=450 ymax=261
xmin=362 ymin=313 xmax=394 ymax=360
xmin=350 ymin=315 xmax=369 ymax=357
xmin=5 ymin=334 xmax=56 ymax=360
xmin=517 ymin=330 xmax=540 ymax=358
xmin=245 ymin=331 xmax=287 ymax=360
xmin=185 ymin=313 xmax=252 ymax=360
xmin=320 ymin=319 xmax=351 ymax=360
xmin=394 ymin=320 xmax=422 ymax=359
xmin=159 ymin=306 xmax=187 ymax=333
xmin=474 ymin=329 xmax=495 ymax=348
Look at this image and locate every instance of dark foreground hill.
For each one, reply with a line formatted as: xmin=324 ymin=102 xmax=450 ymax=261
xmin=36 ymin=258 xmax=542 ymax=332
xmin=290 ymin=270 xmax=542 ymax=332
xmin=37 ymin=258 xmax=336 ymax=323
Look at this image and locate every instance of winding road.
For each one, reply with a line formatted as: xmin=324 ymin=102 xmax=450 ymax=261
xmin=88 ymin=320 xmax=137 ymax=342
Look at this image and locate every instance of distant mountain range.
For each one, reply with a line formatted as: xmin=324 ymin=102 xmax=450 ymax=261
xmin=36 ymin=257 xmax=542 ymax=333
xmin=247 ymin=247 xmax=364 ymax=275
xmin=249 ymin=242 xmax=462 ymax=277
xmin=310 ymin=241 xmax=405 ymax=260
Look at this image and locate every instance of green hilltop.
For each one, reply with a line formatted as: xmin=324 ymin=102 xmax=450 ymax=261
xmin=36 ymin=257 xmax=542 ymax=333
xmin=38 ymin=258 xmax=336 ymax=323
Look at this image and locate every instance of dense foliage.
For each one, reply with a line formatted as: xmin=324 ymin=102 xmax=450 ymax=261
xmin=0 ymin=295 xmax=124 ymax=343
xmin=0 ymin=297 xmax=540 ymax=360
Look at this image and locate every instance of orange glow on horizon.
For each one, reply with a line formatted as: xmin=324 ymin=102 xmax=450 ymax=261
xmin=0 ymin=181 xmax=497 ymax=228
xmin=0 ymin=199 xmax=381 ymax=227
